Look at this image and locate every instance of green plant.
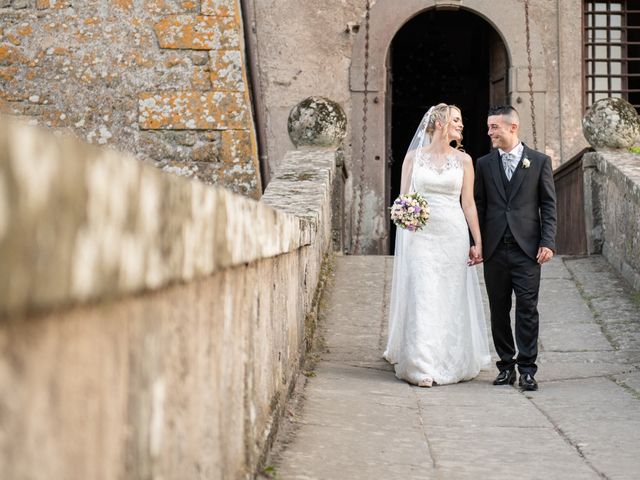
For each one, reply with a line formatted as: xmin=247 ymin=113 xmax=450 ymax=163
xmin=261 ymin=465 xmax=279 ymax=479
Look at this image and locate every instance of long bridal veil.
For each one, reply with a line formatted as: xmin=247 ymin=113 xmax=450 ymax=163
xmin=384 ymin=108 xmax=434 ymax=363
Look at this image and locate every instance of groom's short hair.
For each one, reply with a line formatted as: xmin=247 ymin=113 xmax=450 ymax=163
xmin=488 ymin=105 xmax=520 ymax=125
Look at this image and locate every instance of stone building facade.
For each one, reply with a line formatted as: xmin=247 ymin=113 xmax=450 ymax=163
xmin=0 ymin=0 xmax=261 ymax=198
xmin=245 ymin=0 xmax=589 ymax=254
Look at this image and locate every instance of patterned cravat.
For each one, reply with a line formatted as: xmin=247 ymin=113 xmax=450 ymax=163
xmin=501 ymin=152 xmax=517 ymax=181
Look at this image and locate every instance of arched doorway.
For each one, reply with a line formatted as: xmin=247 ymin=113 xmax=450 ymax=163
xmin=387 ymin=9 xmax=509 ymax=251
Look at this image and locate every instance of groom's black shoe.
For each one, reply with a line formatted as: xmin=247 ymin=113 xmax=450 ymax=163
xmin=493 ymin=368 xmax=516 ymax=386
xmin=519 ymin=373 xmax=538 ymax=391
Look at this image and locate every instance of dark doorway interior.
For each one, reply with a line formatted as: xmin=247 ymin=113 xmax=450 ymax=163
xmin=388 ymin=9 xmax=508 ymax=252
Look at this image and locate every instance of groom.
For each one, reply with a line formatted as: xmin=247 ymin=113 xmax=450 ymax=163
xmin=473 ymin=105 xmax=557 ymax=391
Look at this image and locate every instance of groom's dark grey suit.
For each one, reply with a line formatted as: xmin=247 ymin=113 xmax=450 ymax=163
xmin=474 ymin=143 xmax=557 ymax=376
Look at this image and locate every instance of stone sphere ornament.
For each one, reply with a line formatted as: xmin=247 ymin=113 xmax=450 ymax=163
xmin=288 ymin=96 xmax=347 ymax=147
xmin=582 ymin=97 xmax=640 ymax=149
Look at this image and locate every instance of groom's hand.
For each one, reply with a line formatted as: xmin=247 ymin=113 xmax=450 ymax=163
xmin=537 ymin=246 xmax=554 ymax=264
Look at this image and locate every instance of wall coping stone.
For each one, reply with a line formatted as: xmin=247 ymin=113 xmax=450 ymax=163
xmin=0 ymin=116 xmax=337 ymax=316
xmin=593 ymin=151 xmax=640 ymax=204
xmin=262 ymin=147 xmax=337 ymax=241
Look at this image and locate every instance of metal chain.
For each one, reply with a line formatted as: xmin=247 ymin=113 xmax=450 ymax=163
xmin=524 ymin=0 xmax=538 ymax=149
xmin=352 ymin=0 xmax=370 ymax=255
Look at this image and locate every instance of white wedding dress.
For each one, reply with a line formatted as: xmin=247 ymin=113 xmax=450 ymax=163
xmin=384 ymin=150 xmax=491 ymax=386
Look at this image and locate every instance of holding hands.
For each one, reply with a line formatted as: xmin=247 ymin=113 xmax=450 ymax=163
xmin=468 ymin=245 xmax=554 ymax=265
xmin=468 ymin=245 xmax=483 ymax=266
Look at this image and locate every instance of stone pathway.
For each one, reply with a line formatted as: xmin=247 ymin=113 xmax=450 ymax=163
xmin=267 ymin=255 xmax=640 ymax=480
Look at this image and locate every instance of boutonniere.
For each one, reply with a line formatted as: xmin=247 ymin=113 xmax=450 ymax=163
xmin=522 ymin=158 xmax=531 ymax=169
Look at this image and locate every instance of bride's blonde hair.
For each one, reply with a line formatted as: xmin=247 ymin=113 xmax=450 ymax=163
xmin=425 ymin=103 xmax=464 ymax=150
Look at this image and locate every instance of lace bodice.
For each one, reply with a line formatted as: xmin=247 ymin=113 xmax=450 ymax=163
xmin=415 ymin=150 xmax=463 ymax=174
xmin=413 ymin=151 xmax=464 ymax=207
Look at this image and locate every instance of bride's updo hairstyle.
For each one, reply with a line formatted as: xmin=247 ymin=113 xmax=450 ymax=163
xmin=425 ymin=103 xmax=464 ymax=150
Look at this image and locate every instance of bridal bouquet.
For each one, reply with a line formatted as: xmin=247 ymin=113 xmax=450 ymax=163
xmin=390 ymin=192 xmax=430 ymax=231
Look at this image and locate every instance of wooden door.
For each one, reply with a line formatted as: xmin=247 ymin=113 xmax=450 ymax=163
xmin=489 ymin=30 xmax=509 ymax=106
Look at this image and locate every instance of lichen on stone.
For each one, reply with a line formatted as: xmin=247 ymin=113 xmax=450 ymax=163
xmin=287 ymin=96 xmax=347 ymax=148
xmin=276 ymin=172 xmax=317 ymax=182
xmin=583 ymin=97 xmax=640 ymax=150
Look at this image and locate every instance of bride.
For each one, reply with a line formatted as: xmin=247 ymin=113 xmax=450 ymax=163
xmin=384 ymin=103 xmax=491 ymax=387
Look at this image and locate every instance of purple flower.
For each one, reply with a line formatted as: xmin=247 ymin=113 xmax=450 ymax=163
xmin=390 ymin=192 xmax=429 ymax=231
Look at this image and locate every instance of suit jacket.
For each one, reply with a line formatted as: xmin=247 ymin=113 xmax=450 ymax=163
xmin=474 ymin=143 xmax=557 ymax=261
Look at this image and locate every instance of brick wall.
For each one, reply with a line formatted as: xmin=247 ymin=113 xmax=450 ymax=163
xmin=0 ymin=0 xmax=261 ymax=198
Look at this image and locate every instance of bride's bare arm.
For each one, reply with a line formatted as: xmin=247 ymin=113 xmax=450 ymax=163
xmin=461 ymin=153 xmax=482 ymax=258
xmin=399 ymin=151 xmax=416 ymax=195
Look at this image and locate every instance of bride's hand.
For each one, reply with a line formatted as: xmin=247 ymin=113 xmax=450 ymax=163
xmin=468 ymin=245 xmax=483 ymax=266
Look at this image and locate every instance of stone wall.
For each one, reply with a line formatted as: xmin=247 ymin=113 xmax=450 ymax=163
xmin=0 ymin=117 xmax=336 ymax=479
xmin=0 ymin=0 xmax=261 ymax=197
xmin=583 ymin=151 xmax=640 ymax=290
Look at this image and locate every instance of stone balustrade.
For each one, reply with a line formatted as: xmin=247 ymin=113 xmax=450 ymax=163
xmin=0 ymin=116 xmax=336 ymax=479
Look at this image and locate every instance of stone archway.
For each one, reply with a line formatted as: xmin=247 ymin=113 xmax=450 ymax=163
xmin=348 ymin=0 xmax=547 ymax=255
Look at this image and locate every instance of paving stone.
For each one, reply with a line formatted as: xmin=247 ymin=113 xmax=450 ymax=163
xmin=540 ymin=322 xmax=613 ymax=352
xmin=538 ymin=279 xmax=595 ymax=324
xmin=536 ymin=359 xmax=633 ymax=382
xmin=541 ymin=258 xmax=575 ymax=280
xmin=614 ymin=371 xmax=640 ymax=395
xmin=528 ymin=378 xmax=640 ymax=478
xmin=427 ymin=424 xmax=601 ymax=480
